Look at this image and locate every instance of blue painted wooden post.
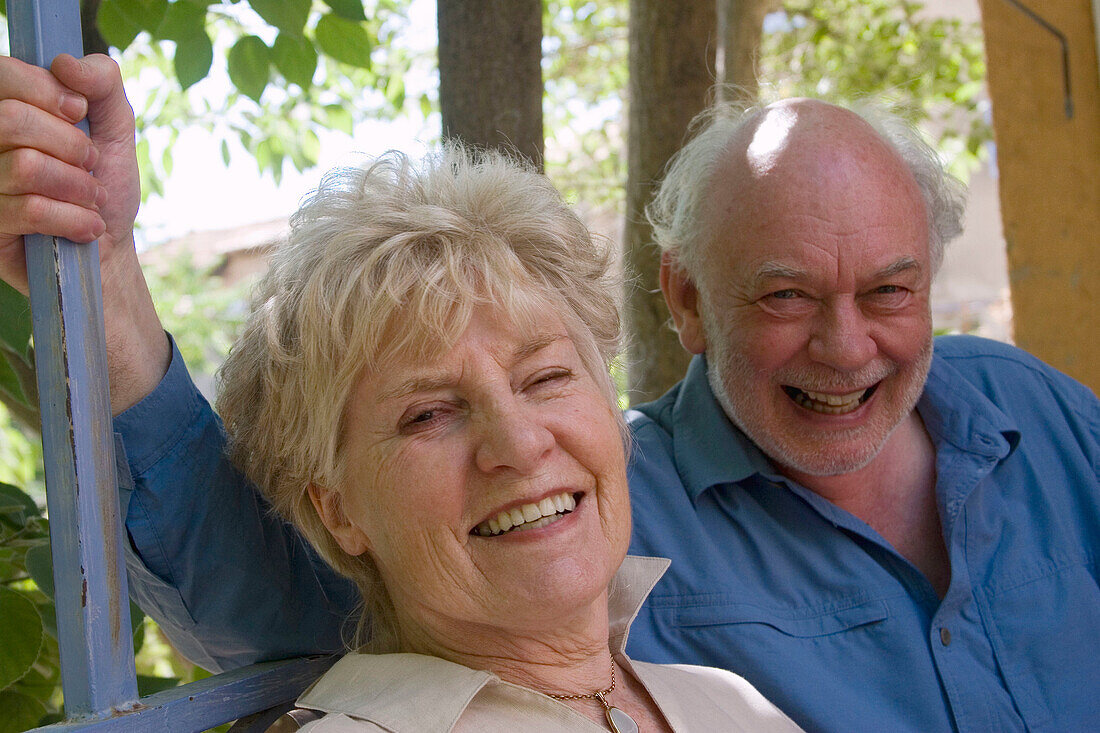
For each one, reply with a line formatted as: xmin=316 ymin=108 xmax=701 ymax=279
xmin=8 ymin=0 xmax=139 ymax=720
xmin=9 ymin=4 xmax=338 ymax=730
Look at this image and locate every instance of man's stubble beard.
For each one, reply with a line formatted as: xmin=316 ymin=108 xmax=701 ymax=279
xmin=700 ymin=299 xmax=933 ymax=478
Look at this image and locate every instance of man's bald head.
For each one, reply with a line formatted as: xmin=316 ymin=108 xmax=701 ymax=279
xmin=648 ymin=98 xmax=966 ymax=283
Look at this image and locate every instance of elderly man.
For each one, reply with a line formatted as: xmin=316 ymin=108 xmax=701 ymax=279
xmin=2 ymin=55 xmax=1098 ymax=732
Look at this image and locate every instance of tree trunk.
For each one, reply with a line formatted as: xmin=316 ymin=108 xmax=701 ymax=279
xmin=437 ymin=0 xmax=544 ymax=168
xmin=717 ymin=0 xmax=776 ymax=99
xmin=623 ymin=0 xmax=716 ymax=404
xmin=80 ymin=0 xmax=110 ymax=56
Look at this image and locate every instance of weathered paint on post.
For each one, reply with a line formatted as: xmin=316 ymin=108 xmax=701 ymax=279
xmin=31 ymin=656 xmax=337 ymax=733
xmin=8 ymin=0 xmax=138 ymax=718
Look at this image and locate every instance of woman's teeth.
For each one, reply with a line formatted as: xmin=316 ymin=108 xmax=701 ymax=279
xmin=473 ymin=492 xmax=576 ymax=537
xmin=790 ymin=387 xmax=869 ymax=415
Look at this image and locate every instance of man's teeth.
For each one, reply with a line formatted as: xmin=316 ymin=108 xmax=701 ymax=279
xmin=474 ymin=492 xmax=576 ymax=537
xmin=792 ymin=387 xmax=868 ymax=415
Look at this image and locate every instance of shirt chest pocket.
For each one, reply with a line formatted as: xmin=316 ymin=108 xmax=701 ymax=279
xmin=672 ymin=597 xmax=890 ymax=637
xmin=979 ymin=559 xmax=1100 ymax=731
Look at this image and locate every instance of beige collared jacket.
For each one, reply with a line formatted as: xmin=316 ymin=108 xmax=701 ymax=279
xmin=294 ymin=556 xmax=803 ymax=732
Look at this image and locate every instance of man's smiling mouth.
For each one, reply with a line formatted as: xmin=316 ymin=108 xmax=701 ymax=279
xmin=782 ymin=384 xmax=879 ymax=415
xmin=472 ymin=492 xmax=578 ymax=537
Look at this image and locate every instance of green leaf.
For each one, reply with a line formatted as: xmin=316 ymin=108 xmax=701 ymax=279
xmin=0 ymin=281 xmax=31 ymax=356
xmin=156 ymin=0 xmax=207 ymax=42
xmin=419 ymin=93 xmax=432 ymax=119
xmin=384 ymin=76 xmax=405 ymax=108
xmin=96 ymin=0 xmax=168 ymax=50
xmin=137 ymin=674 xmax=181 ymax=696
xmin=0 ymin=587 xmax=43 ymax=690
xmin=0 ymin=690 xmax=47 ymax=733
xmin=249 ymin=0 xmax=310 ymax=37
xmin=322 ymin=0 xmax=367 ymax=22
xmin=23 ymin=542 xmax=53 ymax=598
xmin=272 ymin=32 xmax=319 ymax=88
xmin=314 ymin=14 xmax=373 ymax=69
xmin=0 ymin=483 xmax=40 ymax=523
xmin=0 ymin=356 xmax=24 ymax=404
xmin=228 ymin=36 xmax=272 ymax=102
xmin=220 ymin=139 xmax=231 ymax=166
xmin=322 ymin=104 xmax=353 ymax=135
xmin=173 ymin=32 xmax=214 ymax=91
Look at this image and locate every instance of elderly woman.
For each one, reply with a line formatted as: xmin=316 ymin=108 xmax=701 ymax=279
xmin=213 ymin=145 xmax=800 ymax=732
xmin=0 ymin=52 xmax=796 ymax=731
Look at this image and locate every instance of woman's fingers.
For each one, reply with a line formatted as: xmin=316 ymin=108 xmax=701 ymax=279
xmin=0 ymin=97 xmax=98 ymax=169
xmin=50 ymin=54 xmax=136 ymax=147
xmin=0 ymin=144 xmax=106 ymax=211
xmin=0 ymin=55 xmax=88 ymax=125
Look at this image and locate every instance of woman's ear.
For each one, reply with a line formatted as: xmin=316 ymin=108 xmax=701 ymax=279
xmin=659 ymin=253 xmax=708 ymax=355
xmin=308 ymin=483 xmax=372 ymax=556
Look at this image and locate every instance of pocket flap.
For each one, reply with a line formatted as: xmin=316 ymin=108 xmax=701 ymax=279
xmin=673 ymin=598 xmax=890 ymax=638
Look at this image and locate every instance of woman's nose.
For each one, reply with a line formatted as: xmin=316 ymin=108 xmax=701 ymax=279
xmin=473 ymin=401 xmax=555 ymax=474
xmin=806 ymin=300 xmax=877 ymax=372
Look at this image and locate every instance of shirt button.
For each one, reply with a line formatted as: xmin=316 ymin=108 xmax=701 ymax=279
xmin=940 ymin=628 xmax=952 ymax=646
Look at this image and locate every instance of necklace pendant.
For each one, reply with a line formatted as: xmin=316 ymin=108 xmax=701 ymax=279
xmin=605 ymin=705 xmax=640 ymax=733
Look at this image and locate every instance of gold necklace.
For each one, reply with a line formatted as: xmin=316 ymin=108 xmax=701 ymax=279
xmin=545 ymin=655 xmax=640 ymax=733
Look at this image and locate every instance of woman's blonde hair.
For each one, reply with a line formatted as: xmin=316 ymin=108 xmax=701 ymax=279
xmin=216 ymin=143 xmax=622 ymax=649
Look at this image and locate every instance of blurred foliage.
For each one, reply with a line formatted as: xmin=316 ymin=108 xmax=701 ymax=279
xmin=1 ymin=0 xmax=420 ymax=196
xmin=759 ymin=0 xmax=990 ymax=179
xmin=543 ymin=0 xmax=628 ymax=210
xmin=103 ymin=0 xmax=419 ymax=197
xmin=542 ymin=0 xmax=989 ymax=216
xmin=142 ymin=251 xmax=251 ymax=379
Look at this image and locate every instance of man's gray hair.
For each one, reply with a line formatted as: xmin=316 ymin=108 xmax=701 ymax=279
xmin=646 ymin=99 xmax=967 ymax=279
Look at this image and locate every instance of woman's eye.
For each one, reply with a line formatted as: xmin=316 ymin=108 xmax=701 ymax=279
xmin=528 ymin=369 xmax=572 ymax=389
xmin=399 ymin=407 xmax=447 ymax=433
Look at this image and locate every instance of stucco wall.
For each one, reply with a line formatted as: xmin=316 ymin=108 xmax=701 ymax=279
xmin=979 ymin=0 xmax=1100 ymax=392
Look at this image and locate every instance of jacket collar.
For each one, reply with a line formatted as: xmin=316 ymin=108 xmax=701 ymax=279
xmin=296 ymin=556 xmax=670 ymax=731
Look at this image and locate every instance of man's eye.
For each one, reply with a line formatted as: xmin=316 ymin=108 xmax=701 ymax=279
xmin=875 ymin=285 xmax=901 ymax=294
xmin=768 ymin=289 xmax=801 ymax=300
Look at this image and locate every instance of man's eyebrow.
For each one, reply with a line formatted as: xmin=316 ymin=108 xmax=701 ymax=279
xmin=750 ymin=257 xmax=922 ymax=288
xmin=873 ymin=256 xmax=922 ymax=279
xmin=751 ymin=261 xmax=808 ymax=289
xmin=378 ymin=333 xmax=566 ymax=401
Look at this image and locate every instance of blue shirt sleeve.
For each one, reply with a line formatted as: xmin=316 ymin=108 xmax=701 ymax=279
xmin=113 ymin=336 xmax=359 ymax=672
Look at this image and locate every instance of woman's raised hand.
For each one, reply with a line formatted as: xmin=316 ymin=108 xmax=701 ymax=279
xmin=0 ymin=53 xmax=140 ymax=293
xmin=0 ymin=53 xmax=168 ymax=413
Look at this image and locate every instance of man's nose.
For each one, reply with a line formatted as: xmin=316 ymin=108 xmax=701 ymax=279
xmin=473 ymin=400 xmax=555 ymax=474
xmin=806 ymin=300 xmax=877 ymax=371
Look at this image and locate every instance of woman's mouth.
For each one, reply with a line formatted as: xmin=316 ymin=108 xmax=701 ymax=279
xmin=472 ymin=492 xmax=578 ymax=537
xmin=782 ymin=383 xmax=879 ymax=415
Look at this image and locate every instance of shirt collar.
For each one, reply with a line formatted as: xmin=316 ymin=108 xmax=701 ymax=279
xmin=918 ymin=345 xmax=1020 ymax=458
xmin=670 ymin=354 xmax=775 ymax=503
xmin=668 ymin=344 xmax=1022 ymax=503
xmin=296 ymin=555 xmax=670 ymax=730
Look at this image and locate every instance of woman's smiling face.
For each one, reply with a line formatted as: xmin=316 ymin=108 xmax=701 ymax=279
xmin=321 ymin=305 xmax=630 ymax=645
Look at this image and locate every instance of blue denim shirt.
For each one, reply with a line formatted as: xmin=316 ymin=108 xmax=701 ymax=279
xmin=115 ymin=335 xmax=1100 ymax=730
xmin=625 ymin=336 xmax=1100 ymax=732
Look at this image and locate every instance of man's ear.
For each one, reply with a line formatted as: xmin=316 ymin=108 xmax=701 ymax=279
xmin=308 ymin=483 xmax=372 ymax=556
xmin=659 ymin=252 xmax=707 ymax=355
